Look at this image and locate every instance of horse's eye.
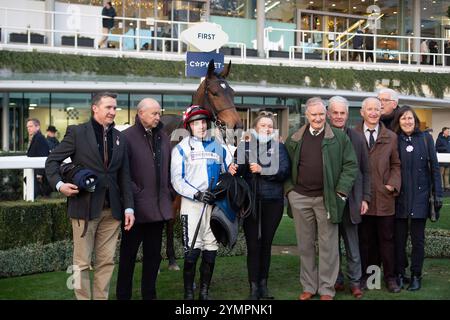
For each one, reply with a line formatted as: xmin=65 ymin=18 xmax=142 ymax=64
xmin=211 ymin=91 xmax=219 ymax=97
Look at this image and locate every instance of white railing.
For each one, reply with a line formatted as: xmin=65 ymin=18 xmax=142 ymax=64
xmin=265 ymin=27 xmax=450 ymax=67
xmin=0 ymin=6 xmax=247 ymax=61
xmin=0 ymin=156 xmax=46 ymax=201
xmin=1 ymin=6 xmax=448 ymax=67
xmin=1 ymin=153 xmax=450 ymax=202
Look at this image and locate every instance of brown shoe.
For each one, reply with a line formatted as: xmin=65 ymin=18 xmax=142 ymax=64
xmin=334 ymin=282 xmax=345 ymax=292
xmin=320 ymin=295 xmax=333 ymax=300
xmin=386 ymin=280 xmax=401 ymax=293
xmin=350 ymin=285 xmax=363 ymax=299
xmin=299 ymin=292 xmax=314 ymax=300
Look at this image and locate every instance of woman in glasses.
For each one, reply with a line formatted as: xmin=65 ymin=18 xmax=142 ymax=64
xmin=229 ymin=111 xmax=291 ymax=299
xmin=392 ymin=106 xmax=442 ymax=291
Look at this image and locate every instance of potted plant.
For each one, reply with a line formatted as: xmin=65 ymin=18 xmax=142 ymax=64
xmin=61 ymin=34 xmax=94 ymax=47
xmin=10 ymin=26 xmax=45 ymax=44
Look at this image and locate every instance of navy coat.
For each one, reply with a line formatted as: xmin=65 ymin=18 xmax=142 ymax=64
xmin=396 ymin=130 xmax=443 ymax=219
xmin=27 ymin=131 xmax=50 ymax=176
xmin=235 ymin=136 xmax=291 ymax=201
xmin=435 ymin=133 xmax=450 ymax=153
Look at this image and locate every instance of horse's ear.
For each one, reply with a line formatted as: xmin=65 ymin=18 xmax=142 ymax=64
xmin=219 ymin=60 xmax=231 ymax=78
xmin=207 ymin=59 xmax=215 ymax=78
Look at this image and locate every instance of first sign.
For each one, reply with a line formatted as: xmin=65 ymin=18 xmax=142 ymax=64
xmin=181 ymin=22 xmax=229 ymax=52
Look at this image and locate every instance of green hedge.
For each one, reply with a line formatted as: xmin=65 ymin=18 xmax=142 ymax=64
xmin=0 ymin=169 xmax=23 ymax=201
xmin=0 ymin=199 xmax=71 ymax=250
xmin=0 ymin=233 xmax=247 ymax=278
xmin=0 ymin=51 xmax=449 ymax=98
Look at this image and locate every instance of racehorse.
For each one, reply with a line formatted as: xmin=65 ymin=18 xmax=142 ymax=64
xmin=160 ymin=59 xmax=243 ymax=270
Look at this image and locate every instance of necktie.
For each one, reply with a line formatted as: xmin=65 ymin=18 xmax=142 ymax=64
xmin=313 ymin=130 xmax=319 ymax=136
xmin=368 ymin=129 xmax=375 ymax=149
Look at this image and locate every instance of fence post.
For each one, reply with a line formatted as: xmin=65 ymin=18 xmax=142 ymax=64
xmin=23 ymin=168 xmax=35 ymax=202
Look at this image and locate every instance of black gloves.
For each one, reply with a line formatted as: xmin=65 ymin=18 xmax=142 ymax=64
xmin=434 ymin=197 xmax=443 ymax=212
xmin=194 ymin=191 xmax=216 ymax=205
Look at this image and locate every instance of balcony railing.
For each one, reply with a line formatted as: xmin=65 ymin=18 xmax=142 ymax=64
xmin=0 ymin=6 xmax=449 ymax=68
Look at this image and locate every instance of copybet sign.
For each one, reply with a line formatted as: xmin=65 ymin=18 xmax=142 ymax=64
xmin=181 ymin=22 xmax=229 ymax=52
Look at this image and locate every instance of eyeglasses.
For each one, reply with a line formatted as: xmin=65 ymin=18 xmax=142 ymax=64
xmin=259 ymin=111 xmax=274 ymax=116
xmin=379 ymin=98 xmax=395 ymax=103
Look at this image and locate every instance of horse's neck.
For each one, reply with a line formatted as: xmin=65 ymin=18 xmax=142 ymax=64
xmin=193 ymin=80 xmax=210 ymax=110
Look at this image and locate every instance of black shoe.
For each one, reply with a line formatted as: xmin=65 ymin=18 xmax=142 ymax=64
xmin=258 ymin=278 xmax=274 ymax=299
xmin=407 ymin=275 xmax=422 ymax=291
xmin=248 ymin=281 xmax=260 ymax=300
xmin=396 ymin=274 xmax=406 ymax=289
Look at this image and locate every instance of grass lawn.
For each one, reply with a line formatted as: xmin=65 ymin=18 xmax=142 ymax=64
xmin=273 ymin=198 xmax=450 ymax=246
xmin=0 ymin=255 xmax=449 ymax=300
xmin=1 ymin=199 xmax=449 ymax=300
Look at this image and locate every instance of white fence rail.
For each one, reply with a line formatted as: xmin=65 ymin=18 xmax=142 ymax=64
xmin=1 ymin=154 xmax=450 ymax=202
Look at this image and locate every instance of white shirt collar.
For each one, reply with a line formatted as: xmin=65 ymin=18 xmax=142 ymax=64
xmin=308 ymin=125 xmax=325 ymax=136
xmin=363 ymin=123 xmax=379 ymax=134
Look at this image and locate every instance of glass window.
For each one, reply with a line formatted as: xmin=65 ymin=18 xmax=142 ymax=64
xmin=9 ymin=93 xmax=25 ymax=151
xmin=210 ymin=0 xmax=251 ymax=19
xmin=51 ymin=93 xmax=92 ymax=136
xmin=162 ymin=94 xmax=192 ymax=116
xmin=234 ymin=96 xmax=243 ymax=104
xmin=264 ymin=97 xmax=285 ymax=105
xmin=286 ymin=97 xmax=305 ymax=134
xmin=24 ymin=92 xmax=51 ymax=144
xmin=243 ymin=96 xmax=264 ymax=105
xmin=115 ymin=93 xmax=130 ymax=126
xmin=265 ymin=0 xmax=295 ymax=23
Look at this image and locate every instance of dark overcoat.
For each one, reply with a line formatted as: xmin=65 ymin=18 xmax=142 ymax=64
xmin=396 ymin=130 xmax=443 ymax=219
xmin=123 ymin=116 xmax=173 ymax=223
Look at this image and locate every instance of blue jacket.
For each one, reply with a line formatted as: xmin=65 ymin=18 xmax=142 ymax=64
xmin=396 ymin=130 xmax=443 ymax=219
xmin=235 ymin=136 xmax=290 ymax=201
xmin=435 ymin=133 xmax=450 ymax=153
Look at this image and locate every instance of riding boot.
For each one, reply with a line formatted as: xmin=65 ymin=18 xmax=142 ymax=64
xmin=183 ymin=249 xmax=200 ymax=300
xmin=247 ymin=281 xmax=260 ymax=300
xmin=258 ymin=278 xmax=274 ymax=299
xmin=199 ymin=250 xmax=216 ymax=300
xmin=407 ymin=274 xmax=422 ymax=291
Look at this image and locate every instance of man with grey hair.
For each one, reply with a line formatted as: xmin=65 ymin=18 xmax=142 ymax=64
xmin=377 ymin=88 xmax=399 ymax=130
xmin=116 ymin=98 xmax=174 ymax=300
xmin=327 ymin=96 xmax=370 ymax=299
xmin=354 ymin=97 xmax=401 ymax=293
xmin=285 ymin=97 xmax=358 ymax=300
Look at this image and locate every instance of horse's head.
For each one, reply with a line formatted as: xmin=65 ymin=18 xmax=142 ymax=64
xmin=193 ymin=60 xmax=243 ymax=130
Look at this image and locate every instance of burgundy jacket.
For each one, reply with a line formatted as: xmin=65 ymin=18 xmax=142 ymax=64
xmin=123 ymin=116 xmax=173 ymax=223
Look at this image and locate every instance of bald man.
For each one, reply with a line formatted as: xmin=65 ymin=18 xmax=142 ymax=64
xmin=116 ymin=98 xmax=174 ymax=300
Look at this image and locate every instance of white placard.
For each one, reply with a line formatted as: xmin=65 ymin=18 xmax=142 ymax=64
xmin=181 ymin=22 xmax=229 ymax=52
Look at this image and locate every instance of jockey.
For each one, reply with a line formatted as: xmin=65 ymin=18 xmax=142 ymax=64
xmin=171 ymin=105 xmax=232 ymax=300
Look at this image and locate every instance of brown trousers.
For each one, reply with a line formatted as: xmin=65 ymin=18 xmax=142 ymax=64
xmin=71 ymin=209 xmax=121 ymax=300
xmin=288 ymin=191 xmax=339 ymax=297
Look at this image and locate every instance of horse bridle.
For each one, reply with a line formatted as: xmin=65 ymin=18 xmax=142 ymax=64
xmin=203 ymin=78 xmax=236 ymax=131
